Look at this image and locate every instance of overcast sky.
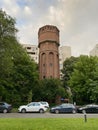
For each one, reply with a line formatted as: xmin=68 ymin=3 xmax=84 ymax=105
xmin=1 ymin=0 xmax=98 ymax=56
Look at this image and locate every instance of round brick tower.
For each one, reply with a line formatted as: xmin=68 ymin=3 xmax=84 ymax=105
xmin=38 ymin=25 xmax=60 ymax=79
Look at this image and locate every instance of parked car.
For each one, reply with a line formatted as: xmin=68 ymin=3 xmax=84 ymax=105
xmin=77 ymin=104 xmax=98 ymax=113
xmin=39 ymin=101 xmax=49 ymax=108
xmin=18 ymin=102 xmax=48 ymax=113
xmin=0 ymin=102 xmax=12 ymax=113
xmin=50 ymin=103 xmax=76 ymax=114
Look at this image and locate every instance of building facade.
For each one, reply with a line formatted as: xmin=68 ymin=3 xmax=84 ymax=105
xmin=59 ymin=46 xmax=71 ymax=69
xmin=59 ymin=46 xmax=71 ymax=78
xmin=22 ymin=44 xmax=39 ymax=63
xmin=38 ymin=25 xmax=60 ymax=79
xmin=89 ymin=44 xmax=98 ymax=56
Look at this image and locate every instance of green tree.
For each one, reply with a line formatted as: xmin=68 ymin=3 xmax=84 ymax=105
xmin=61 ymin=56 xmax=78 ymax=102
xmin=0 ymin=9 xmax=39 ymax=106
xmin=89 ymin=64 xmax=98 ymax=102
xmin=12 ymin=55 xmax=38 ymax=105
xmin=0 ymin=9 xmax=18 ymax=101
xmin=32 ymin=78 xmax=66 ymax=104
xmin=68 ymin=55 xmax=98 ymax=104
xmin=0 ymin=9 xmax=18 ymax=79
xmin=0 ymin=9 xmax=17 ymax=40
xmin=62 ymin=56 xmax=78 ymax=87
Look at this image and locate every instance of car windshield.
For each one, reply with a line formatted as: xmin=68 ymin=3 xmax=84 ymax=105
xmin=4 ymin=102 xmax=9 ymax=105
xmin=27 ymin=102 xmax=33 ymax=106
xmin=86 ymin=104 xmax=98 ymax=107
xmin=28 ymin=102 xmax=40 ymax=107
xmin=40 ymin=102 xmax=47 ymax=105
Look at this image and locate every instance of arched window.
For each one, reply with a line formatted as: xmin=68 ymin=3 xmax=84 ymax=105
xmin=49 ymin=52 xmax=54 ymax=77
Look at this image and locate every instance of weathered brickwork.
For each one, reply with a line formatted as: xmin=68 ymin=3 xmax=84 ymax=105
xmin=38 ymin=25 xmax=60 ymax=79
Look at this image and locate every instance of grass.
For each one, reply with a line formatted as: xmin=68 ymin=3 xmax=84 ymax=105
xmin=0 ymin=118 xmax=98 ymax=130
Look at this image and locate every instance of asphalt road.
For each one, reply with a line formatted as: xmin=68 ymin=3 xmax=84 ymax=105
xmin=0 ymin=112 xmax=98 ymax=118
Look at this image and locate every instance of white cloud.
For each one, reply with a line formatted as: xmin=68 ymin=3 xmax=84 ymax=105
xmin=1 ymin=0 xmax=98 ymax=56
xmin=1 ymin=0 xmax=19 ymax=17
xmin=24 ymin=6 xmax=32 ymax=16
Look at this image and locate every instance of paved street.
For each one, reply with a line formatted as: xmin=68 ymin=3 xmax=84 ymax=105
xmin=0 ymin=112 xmax=98 ymax=118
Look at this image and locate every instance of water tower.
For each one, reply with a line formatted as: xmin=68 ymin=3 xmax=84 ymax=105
xmin=38 ymin=25 xmax=60 ymax=79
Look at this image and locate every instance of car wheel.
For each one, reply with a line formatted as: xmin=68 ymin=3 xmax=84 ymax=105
xmin=82 ymin=110 xmax=86 ymax=114
xmin=55 ymin=110 xmax=59 ymax=114
xmin=3 ymin=109 xmax=8 ymax=113
xmin=39 ymin=109 xmax=44 ymax=113
xmin=21 ymin=109 xmax=26 ymax=113
xmin=72 ymin=110 xmax=76 ymax=114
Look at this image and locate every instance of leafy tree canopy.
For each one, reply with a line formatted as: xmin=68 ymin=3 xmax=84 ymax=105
xmin=0 ymin=9 xmax=38 ymax=106
xmin=68 ymin=55 xmax=98 ymax=104
xmin=32 ymin=78 xmax=66 ymax=104
xmin=61 ymin=56 xmax=78 ymax=87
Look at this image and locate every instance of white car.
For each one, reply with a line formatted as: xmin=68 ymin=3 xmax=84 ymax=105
xmin=39 ymin=101 xmax=49 ymax=108
xmin=18 ymin=102 xmax=48 ymax=113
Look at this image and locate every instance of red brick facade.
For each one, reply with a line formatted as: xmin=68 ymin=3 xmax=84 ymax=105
xmin=38 ymin=25 xmax=60 ymax=79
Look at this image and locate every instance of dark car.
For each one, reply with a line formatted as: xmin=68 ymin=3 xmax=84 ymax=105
xmin=0 ymin=102 xmax=12 ymax=113
xmin=77 ymin=104 xmax=98 ymax=113
xmin=50 ymin=103 xmax=76 ymax=114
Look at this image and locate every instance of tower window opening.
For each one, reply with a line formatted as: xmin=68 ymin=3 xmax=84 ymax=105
xmin=50 ymin=63 xmax=53 ymax=66
xmin=43 ymin=76 xmax=45 ymax=79
xmin=43 ymin=64 xmax=45 ymax=67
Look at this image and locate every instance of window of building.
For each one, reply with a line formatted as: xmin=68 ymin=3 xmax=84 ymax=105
xmin=28 ymin=52 xmax=35 ymax=55
xmin=43 ymin=76 xmax=45 ymax=79
xmin=27 ymin=47 xmax=31 ymax=49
